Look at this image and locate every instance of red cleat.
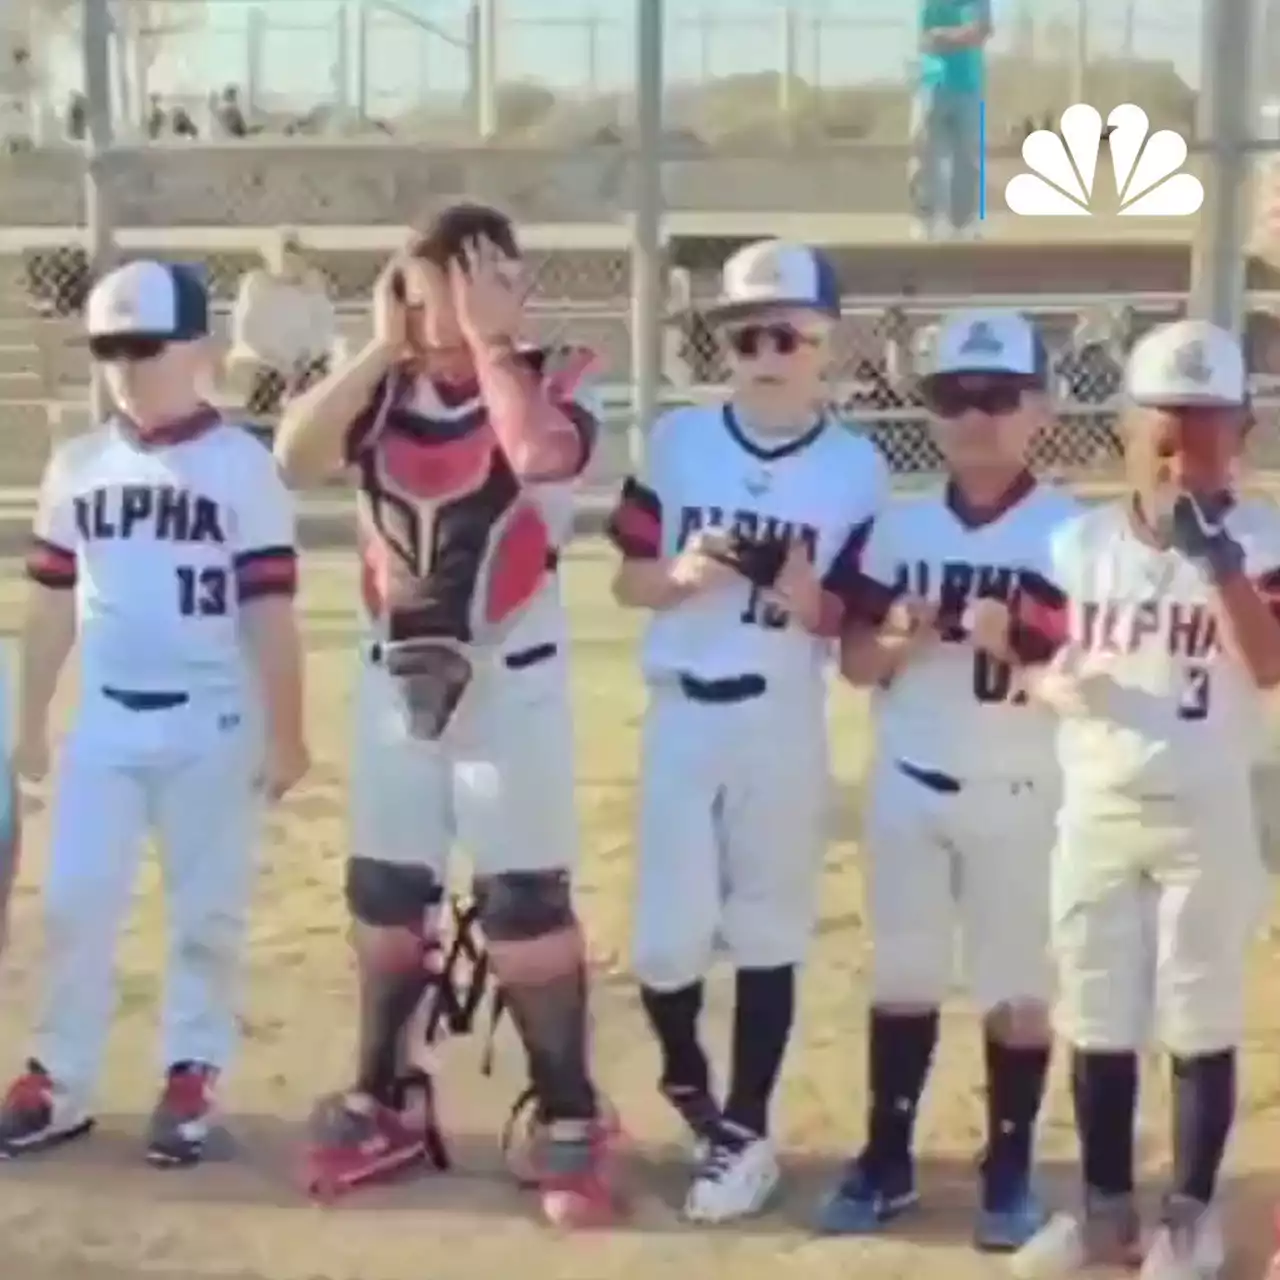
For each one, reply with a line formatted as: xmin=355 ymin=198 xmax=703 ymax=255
xmin=300 ymin=1088 xmax=447 ymax=1202
xmin=534 ymin=1113 xmax=627 ymax=1229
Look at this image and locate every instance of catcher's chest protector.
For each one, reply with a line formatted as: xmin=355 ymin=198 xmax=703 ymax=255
xmin=357 ymin=374 xmax=552 ymax=647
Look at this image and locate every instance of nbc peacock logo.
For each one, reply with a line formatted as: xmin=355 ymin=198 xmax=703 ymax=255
xmin=1005 ymin=103 xmax=1204 ymax=217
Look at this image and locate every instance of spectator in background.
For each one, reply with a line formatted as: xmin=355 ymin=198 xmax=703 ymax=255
xmin=171 ymin=105 xmax=198 ymax=139
xmin=146 ymin=93 xmax=167 ymax=140
xmin=214 ymin=85 xmax=248 ymax=139
xmin=910 ymin=0 xmax=992 ymax=241
xmin=64 ymin=91 xmax=86 ymax=142
xmin=228 ymin=230 xmax=336 ymax=423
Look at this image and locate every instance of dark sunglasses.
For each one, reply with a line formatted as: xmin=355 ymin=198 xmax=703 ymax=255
xmin=924 ymin=373 xmax=1039 ymax=418
xmin=87 ymin=334 xmax=170 ymax=363
xmin=723 ymin=323 xmax=821 ymax=358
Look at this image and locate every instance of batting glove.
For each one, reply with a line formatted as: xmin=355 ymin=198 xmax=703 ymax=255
xmin=1170 ymin=491 xmax=1244 ymax=581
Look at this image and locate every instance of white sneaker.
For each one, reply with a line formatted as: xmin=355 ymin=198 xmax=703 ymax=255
xmin=1140 ymin=1201 xmax=1224 ymax=1280
xmin=910 ymin=218 xmax=937 ymax=242
xmin=1010 ymin=1194 xmax=1142 ymax=1278
xmin=1009 ymin=1212 xmax=1088 ymax=1278
xmin=683 ymin=1123 xmax=779 ymax=1223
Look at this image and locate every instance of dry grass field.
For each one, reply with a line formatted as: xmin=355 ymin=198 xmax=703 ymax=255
xmin=3 ymin=541 xmax=1280 ymax=1280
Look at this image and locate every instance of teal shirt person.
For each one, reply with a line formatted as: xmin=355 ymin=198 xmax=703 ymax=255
xmin=919 ymin=0 xmax=990 ymax=96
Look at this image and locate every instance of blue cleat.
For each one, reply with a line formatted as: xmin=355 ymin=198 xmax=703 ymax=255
xmin=815 ymin=1155 xmax=919 ymax=1235
xmin=976 ymin=1164 xmax=1049 ymax=1252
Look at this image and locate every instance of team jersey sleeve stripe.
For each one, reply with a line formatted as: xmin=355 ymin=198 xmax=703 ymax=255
xmin=25 ymin=536 xmax=76 ymax=589
xmin=606 ymin=476 xmax=662 ymax=559
xmin=234 ymin=546 xmax=299 ymax=600
xmin=1255 ymin=567 xmax=1280 ymax=618
xmin=1010 ymin=572 xmax=1069 ymax=665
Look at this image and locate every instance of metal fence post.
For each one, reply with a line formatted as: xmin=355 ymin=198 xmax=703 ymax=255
xmin=629 ymin=0 xmax=665 ymax=468
xmin=83 ymin=0 xmax=116 ymax=423
xmin=476 ymin=0 xmax=499 ymax=140
xmin=1188 ymin=0 xmax=1256 ymax=334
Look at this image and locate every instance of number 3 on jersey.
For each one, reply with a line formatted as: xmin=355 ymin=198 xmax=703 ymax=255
xmin=973 ymin=651 xmax=1027 ymax=704
xmin=177 ymin=565 xmax=228 ymax=617
xmin=1178 ymin=663 xmax=1210 ymax=720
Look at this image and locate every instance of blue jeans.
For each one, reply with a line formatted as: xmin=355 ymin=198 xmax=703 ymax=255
xmin=910 ymin=88 xmax=982 ymax=229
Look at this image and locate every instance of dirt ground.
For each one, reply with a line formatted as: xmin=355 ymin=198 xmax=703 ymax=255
xmin=3 ymin=542 xmax=1280 ymax=1280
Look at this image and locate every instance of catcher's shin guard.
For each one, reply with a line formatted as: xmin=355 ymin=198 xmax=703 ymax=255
xmin=301 ymin=900 xmax=500 ymax=1202
xmin=383 ymin=637 xmax=474 ymax=740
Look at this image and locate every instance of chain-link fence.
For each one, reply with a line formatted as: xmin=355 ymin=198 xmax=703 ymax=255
xmin=0 ymin=0 xmax=1274 ymax=493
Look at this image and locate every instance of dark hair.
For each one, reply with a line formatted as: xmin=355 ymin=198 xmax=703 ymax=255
xmin=407 ymin=202 xmax=519 ymax=269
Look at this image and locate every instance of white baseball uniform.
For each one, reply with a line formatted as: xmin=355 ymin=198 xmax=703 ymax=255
xmin=1046 ymin=497 xmax=1280 ymax=1057
xmin=25 ymin=411 xmax=297 ymax=1104
xmin=608 ymin=403 xmax=888 ymax=991
xmin=854 ymin=477 xmax=1080 ymax=1010
xmin=346 ymin=359 xmax=597 ymax=881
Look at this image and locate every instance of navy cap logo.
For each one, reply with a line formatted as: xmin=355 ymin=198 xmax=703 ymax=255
xmin=959 ymin=321 xmax=1003 ymax=355
xmin=1170 ymin=339 xmax=1212 ymax=384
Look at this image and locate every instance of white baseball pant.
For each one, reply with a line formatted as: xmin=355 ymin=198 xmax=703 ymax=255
xmin=349 ymin=642 xmax=579 ymax=877
xmin=863 ymin=756 xmax=1057 ymax=1009
xmin=631 ymin=678 xmax=830 ymax=992
xmin=1052 ymin=785 xmax=1266 ymax=1057
xmin=35 ymin=686 xmax=261 ymax=1107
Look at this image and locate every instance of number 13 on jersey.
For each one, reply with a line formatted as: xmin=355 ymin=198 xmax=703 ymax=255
xmin=176 ymin=565 xmax=228 ymax=617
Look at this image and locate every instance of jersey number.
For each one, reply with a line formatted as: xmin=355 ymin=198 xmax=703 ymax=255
xmin=741 ymin=588 xmax=788 ymax=630
xmin=1178 ymin=664 xmax=1210 ymax=720
xmin=973 ymin=652 xmax=1028 ymax=705
xmin=176 ymin=566 xmax=228 ymax=617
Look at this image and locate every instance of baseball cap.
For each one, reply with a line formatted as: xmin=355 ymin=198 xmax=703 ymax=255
xmin=85 ymin=259 xmax=211 ymax=345
xmin=703 ymin=239 xmax=842 ymax=323
xmin=1125 ymin=319 xmax=1246 ymax=406
xmin=929 ymin=308 xmax=1050 ymax=385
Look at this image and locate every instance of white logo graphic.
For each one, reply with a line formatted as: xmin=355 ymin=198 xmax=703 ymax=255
xmin=1005 ymin=103 xmax=1204 ymax=217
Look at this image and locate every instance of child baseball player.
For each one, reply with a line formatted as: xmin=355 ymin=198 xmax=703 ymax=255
xmin=819 ymin=310 xmax=1078 ymax=1250
xmin=607 ymin=239 xmax=888 ymax=1223
xmin=1004 ymin=320 xmax=1280 ymax=1280
xmin=275 ymin=203 xmax=621 ymax=1228
xmin=0 ymin=259 xmax=308 ymax=1167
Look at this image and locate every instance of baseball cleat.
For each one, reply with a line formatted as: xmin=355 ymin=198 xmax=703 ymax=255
xmin=1009 ymin=1192 xmax=1143 ymax=1278
xmin=0 ymin=1061 xmax=94 ymax=1158
xmin=683 ymin=1122 xmax=779 ymax=1223
xmin=535 ymin=1115 xmax=627 ymax=1229
xmin=814 ymin=1153 xmax=919 ymax=1235
xmin=300 ymin=1089 xmax=445 ymax=1202
xmin=146 ymin=1062 xmax=222 ymax=1169
xmin=1138 ymin=1196 xmax=1223 ymax=1280
xmin=976 ymin=1162 xmax=1050 ymax=1251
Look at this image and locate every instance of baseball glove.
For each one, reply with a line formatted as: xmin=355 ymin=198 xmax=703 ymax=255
xmin=701 ymin=529 xmax=789 ymax=590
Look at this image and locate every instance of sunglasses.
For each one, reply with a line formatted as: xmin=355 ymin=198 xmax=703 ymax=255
xmin=88 ymin=334 xmax=170 ymax=363
xmin=924 ymin=374 xmax=1039 ymax=418
xmin=723 ymin=323 xmax=822 ymax=358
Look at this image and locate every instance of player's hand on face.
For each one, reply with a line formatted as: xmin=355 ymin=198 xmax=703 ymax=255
xmin=259 ymin=737 xmax=310 ymax=803
xmin=963 ymin=597 xmax=1014 ymax=661
xmin=450 ymin=236 xmax=527 ymax=349
xmin=372 ymin=256 xmax=410 ymax=354
xmin=669 ymin=531 xmax=744 ymax=594
xmin=13 ymin=729 xmax=49 ymax=785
